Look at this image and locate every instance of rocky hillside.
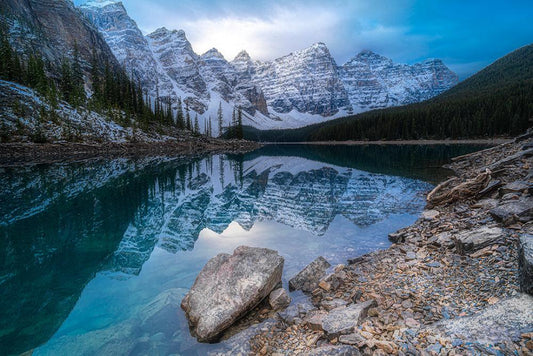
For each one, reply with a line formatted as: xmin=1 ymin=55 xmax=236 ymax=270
xmin=79 ymin=0 xmax=458 ymax=131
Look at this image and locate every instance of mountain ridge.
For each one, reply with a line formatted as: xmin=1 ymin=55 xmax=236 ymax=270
xmin=79 ymin=0 xmax=458 ymax=132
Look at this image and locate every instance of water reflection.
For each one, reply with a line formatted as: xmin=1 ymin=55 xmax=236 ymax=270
xmin=0 ymin=144 xmax=487 ymax=355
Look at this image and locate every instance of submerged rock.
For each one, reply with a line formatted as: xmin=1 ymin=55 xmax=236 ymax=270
xmin=519 ymin=234 xmax=533 ymax=295
xmin=289 ymin=256 xmax=331 ymax=293
xmin=181 ymin=246 xmax=284 ymax=342
xmin=453 ymin=226 xmax=503 ymax=254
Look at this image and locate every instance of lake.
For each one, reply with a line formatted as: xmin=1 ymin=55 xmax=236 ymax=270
xmin=0 ymin=144 xmax=487 ymax=355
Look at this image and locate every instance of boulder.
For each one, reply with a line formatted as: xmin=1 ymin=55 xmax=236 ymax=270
xmin=519 ymin=234 xmax=533 ymax=295
xmin=321 ymin=298 xmax=349 ymax=311
xmin=490 ymin=197 xmax=533 ymax=224
xmin=289 ymin=256 xmax=331 ymax=293
xmin=453 ymin=226 xmax=503 ymax=254
xmin=321 ymin=300 xmax=376 ymax=337
xmin=307 ymin=345 xmax=361 ymax=356
xmin=181 ymin=246 xmax=284 ymax=342
xmin=268 ymin=288 xmax=291 ymax=310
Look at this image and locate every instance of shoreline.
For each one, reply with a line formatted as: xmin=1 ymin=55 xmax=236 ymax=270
xmin=0 ymin=140 xmax=261 ymax=167
xmin=261 ymin=138 xmax=512 ymax=146
xmin=214 ymin=131 xmax=532 ymax=355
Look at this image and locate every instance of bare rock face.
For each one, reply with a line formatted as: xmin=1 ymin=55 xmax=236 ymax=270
xmin=181 ymin=246 xmax=284 ymax=342
xmin=519 ymin=234 xmax=533 ymax=295
xmin=289 ymin=256 xmax=331 ymax=293
xmin=1 ymin=0 xmax=121 ymax=77
xmin=490 ymin=197 xmax=533 ymax=225
xmin=307 ymin=345 xmax=362 ymax=355
xmin=453 ymin=226 xmax=504 ymax=254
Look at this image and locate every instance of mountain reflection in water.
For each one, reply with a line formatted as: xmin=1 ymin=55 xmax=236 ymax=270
xmin=0 ymin=144 xmax=488 ymax=355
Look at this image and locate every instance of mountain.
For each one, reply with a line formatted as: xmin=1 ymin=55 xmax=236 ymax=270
xmin=242 ymin=44 xmax=533 ymax=141
xmin=339 ymin=50 xmax=458 ymax=111
xmin=79 ymin=0 xmax=458 ymax=131
xmin=0 ymin=0 xmax=121 ymax=77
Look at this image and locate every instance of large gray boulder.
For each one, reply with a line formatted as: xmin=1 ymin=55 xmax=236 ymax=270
xmin=181 ymin=246 xmax=284 ymax=342
xmin=289 ymin=256 xmax=331 ymax=293
xmin=519 ymin=234 xmax=533 ymax=295
xmin=307 ymin=345 xmax=361 ymax=355
xmin=453 ymin=226 xmax=503 ymax=254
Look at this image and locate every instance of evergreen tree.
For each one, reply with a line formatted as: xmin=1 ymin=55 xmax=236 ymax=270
xmin=176 ymin=97 xmax=184 ymax=128
xmin=236 ymin=107 xmax=244 ymax=139
xmin=185 ymin=101 xmax=191 ymax=130
xmin=194 ymin=114 xmax=199 ymax=134
xmin=217 ymin=101 xmax=223 ymax=136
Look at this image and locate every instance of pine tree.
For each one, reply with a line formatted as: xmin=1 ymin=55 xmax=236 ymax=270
xmin=176 ymin=97 xmax=184 ymax=128
xmin=217 ymin=101 xmax=223 ymax=136
xmin=185 ymin=101 xmax=191 ymax=130
xmin=236 ymin=107 xmax=243 ymax=139
xmin=194 ymin=114 xmax=199 ymax=134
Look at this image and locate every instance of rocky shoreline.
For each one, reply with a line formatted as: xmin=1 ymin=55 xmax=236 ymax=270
xmin=0 ymin=139 xmax=261 ymax=166
xmin=202 ymin=130 xmax=533 ymax=355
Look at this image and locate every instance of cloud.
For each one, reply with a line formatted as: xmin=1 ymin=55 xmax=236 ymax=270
xmin=179 ymin=4 xmax=342 ymax=61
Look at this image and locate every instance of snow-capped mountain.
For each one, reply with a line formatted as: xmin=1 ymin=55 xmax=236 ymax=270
xmin=339 ymin=50 xmax=459 ymax=111
xmin=80 ymin=0 xmax=458 ymax=131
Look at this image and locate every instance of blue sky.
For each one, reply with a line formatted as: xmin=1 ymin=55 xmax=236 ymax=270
xmin=76 ymin=0 xmax=533 ymax=79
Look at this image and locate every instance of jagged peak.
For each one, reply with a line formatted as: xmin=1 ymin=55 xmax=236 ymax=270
xmin=81 ymin=0 xmax=123 ymax=9
xmin=233 ymin=50 xmax=251 ymax=62
xmin=148 ymin=27 xmax=187 ymax=39
xmin=202 ymin=48 xmax=225 ymax=60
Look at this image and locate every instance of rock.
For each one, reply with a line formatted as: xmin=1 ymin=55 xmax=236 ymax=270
xmin=405 ymin=251 xmax=417 ymax=260
xmin=289 ymin=256 xmax=331 ymax=293
xmin=422 ymin=209 xmax=440 ymax=220
xmin=181 ymin=246 xmax=284 ymax=342
xmin=519 ymin=234 xmax=533 ymax=295
xmin=278 ymin=300 xmax=315 ymax=324
xmin=304 ymin=310 xmax=329 ymax=331
xmin=405 ymin=317 xmax=420 ymax=328
xmin=490 ymin=197 xmax=533 ymax=224
xmin=435 ymin=231 xmax=455 ymax=248
xmin=306 ymin=345 xmax=361 ymax=355
xmin=472 ymin=198 xmax=499 ymax=209
xmin=388 ymin=231 xmax=405 ymax=243
xmin=453 ymin=226 xmax=503 ymax=254
xmin=321 ymin=298 xmax=349 ymax=311
xmin=338 ymin=333 xmax=366 ymax=345
xmin=432 ymin=294 xmax=533 ymax=345
xmin=499 ymin=181 xmax=531 ymax=196
xmin=477 ymin=180 xmax=502 ymax=197
xmin=321 ymin=300 xmax=376 ymax=337
xmin=269 ymin=288 xmax=291 ymax=310
xmin=374 ymin=340 xmax=397 ymax=353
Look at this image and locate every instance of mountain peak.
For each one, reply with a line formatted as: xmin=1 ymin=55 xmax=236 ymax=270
xmin=81 ymin=0 xmax=122 ymax=8
xmin=234 ymin=50 xmax=251 ymax=62
xmin=202 ymin=48 xmax=225 ymax=60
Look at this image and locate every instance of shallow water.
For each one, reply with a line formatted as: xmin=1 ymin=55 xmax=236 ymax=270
xmin=0 ymin=144 xmax=487 ymax=355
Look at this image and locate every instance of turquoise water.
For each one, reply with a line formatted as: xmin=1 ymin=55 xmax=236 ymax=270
xmin=0 ymin=144 xmax=486 ymax=355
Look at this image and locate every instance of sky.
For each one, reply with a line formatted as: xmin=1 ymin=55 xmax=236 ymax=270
xmin=75 ymin=0 xmax=533 ymax=79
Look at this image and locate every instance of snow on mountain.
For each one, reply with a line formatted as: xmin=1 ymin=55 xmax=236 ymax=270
xmin=339 ymin=50 xmax=459 ymax=112
xmin=80 ymin=1 xmax=458 ymax=131
xmin=106 ymin=154 xmax=430 ymax=275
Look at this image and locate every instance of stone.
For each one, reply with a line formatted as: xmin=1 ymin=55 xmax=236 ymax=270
xmin=338 ymin=333 xmax=366 ymax=345
xmin=321 ymin=300 xmax=376 ymax=337
xmin=477 ymin=180 xmax=502 ymax=197
xmin=422 ymin=209 xmax=440 ymax=220
xmin=278 ymin=300 xmax=315 ymax=324
xmin=374 ymin=340 xmax=396 ymax=353
xmin=269 ymin=288 xmax=291 ymax=310
xmin=499 ymin=181 xmax=531 ymax=196
xmin=433 ymin=294 xmax=533 ymax=345
xmin=519 ymin=234 xmax=533 ymax=295
xmin=453 ymin=226 xmax=503 ymax=254
xmin=288 ymin=256 xmax=331 ymax=293
xmin=181 ymin=246 xmax=284 ymax=342
xmin=435 ymin=231 xmax=455 ymax=248
xmin=306 ymin=345 xmax=361 ymax=355
xmin=321 ymin=298 xmax=349 ymax=311
xmin=405 ymin=251 xmax=417 ymax=260
xmin=490 ymin=197 xmax=533 ymax=224
xmin=304 ymin=310 xmax=329 ymax=331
